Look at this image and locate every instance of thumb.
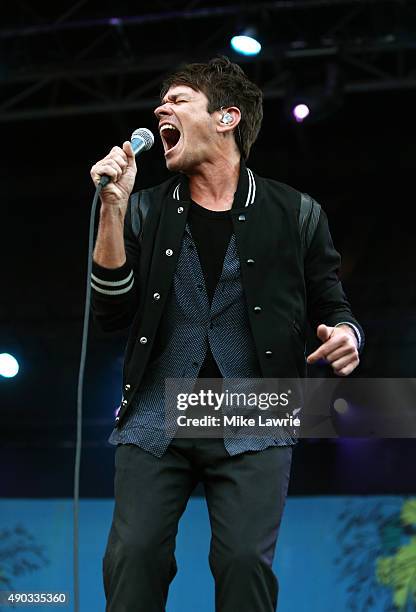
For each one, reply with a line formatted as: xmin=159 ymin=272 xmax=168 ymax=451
xmin=317 ymin=324 xmax=332 ymax=343
xmin=123 ymin=141 xmax=137 ymax=167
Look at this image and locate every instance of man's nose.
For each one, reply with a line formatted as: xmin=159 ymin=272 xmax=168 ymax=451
xmin=154 ymin=102 xmax=172 ymax=120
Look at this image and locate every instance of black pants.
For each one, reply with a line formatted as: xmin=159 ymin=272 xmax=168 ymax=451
xmin=103 ymin=438 xmax=293 ymax=612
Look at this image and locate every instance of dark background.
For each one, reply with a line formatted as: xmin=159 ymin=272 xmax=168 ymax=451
xmin=1 ymin=0 xmax=415 ymax=497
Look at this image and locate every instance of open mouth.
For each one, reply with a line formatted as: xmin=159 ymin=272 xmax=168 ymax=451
xmin=160 ymin=123 xmax=181 ymax=154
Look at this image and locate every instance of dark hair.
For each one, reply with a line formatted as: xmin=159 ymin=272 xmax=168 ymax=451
xmin=160 ymin=56 xmax=263 ymax=160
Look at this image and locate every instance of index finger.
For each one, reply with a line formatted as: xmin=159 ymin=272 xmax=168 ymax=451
xmin=306 ymin=347 xmax=327 ymax=364
xmin=307 ymin=335 xmax=344 ymax=364
xmin=109 ymin=145 xmax=128 ymax=161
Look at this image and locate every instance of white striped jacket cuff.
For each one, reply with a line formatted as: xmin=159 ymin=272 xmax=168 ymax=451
xmin=91 ymin=262 xmax=134 ymax=297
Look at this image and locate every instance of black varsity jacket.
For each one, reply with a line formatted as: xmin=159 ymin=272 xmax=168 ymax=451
xmin=91 ymin=162 xmax=364 ymax=428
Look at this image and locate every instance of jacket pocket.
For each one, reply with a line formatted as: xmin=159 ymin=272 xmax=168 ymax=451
xmin=292 ymin=319 xmax=304 ymax=338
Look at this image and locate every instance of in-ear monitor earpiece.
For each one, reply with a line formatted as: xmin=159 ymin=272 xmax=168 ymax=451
xmin=221 ymin=112 xmax=233 ymax=125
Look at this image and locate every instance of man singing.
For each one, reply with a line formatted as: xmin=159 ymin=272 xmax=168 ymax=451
xmin=90 ymin=56 xmax=364 ymax=611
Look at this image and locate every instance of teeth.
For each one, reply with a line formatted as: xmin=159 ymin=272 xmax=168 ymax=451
xmin=160 ymin=124 xmax=179 ymax=133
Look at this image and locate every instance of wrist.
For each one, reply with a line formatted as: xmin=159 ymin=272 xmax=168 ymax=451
xmin=335 ymin=323 xmax=359 ymax=348
xmin=99 ymin=202 xmax=127 ymax=221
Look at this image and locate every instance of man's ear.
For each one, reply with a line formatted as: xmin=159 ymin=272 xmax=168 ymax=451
xmin=217 ymin=106 xmax=241 ymax=133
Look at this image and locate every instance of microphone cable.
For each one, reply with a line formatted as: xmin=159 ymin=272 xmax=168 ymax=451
xmin=72 ymin=127 xmax=153 ymax=612
xmin=73 ymin=181 xmax=103 ymax=612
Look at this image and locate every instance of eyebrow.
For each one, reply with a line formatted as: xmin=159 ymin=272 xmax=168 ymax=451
xmin=161 ymin=92 xmax=192 ymax=104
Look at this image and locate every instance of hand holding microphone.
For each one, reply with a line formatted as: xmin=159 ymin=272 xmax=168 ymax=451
xmin=90 ymin=128 xmax=154 ymax=209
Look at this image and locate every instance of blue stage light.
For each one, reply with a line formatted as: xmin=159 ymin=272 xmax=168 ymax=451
xmin=0 ymin=353 xmax=19 ymax=378
xmin=231 ymin=34 xmax=261 ymax=56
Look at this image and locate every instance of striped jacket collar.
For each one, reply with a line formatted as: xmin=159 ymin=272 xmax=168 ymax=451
xmin=171 ymin=159 xmax=256 ymax=209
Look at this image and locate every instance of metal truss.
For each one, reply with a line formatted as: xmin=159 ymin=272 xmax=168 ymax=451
xmin=1 ymin=0 xmax=415 ymax=122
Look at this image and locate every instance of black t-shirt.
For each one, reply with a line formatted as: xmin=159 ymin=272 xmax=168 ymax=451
xmin=188 ymin=200 xmax=233 ymax=379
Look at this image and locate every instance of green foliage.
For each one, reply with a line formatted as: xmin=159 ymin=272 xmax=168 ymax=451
xmin=337 ymin=498 xmax=416 ymax=611
xmin=401 ymin=500 xmax=416 ymax=528
xmin=376 ymin=499 xmax=416 ymax=610
xmin=376 ymin=538 xmax=416 ymax=607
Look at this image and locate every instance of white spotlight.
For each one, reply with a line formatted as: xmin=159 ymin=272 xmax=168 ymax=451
xmin=0 ymin=353 xmax=19 ymax=378
xmin=334 ymin=398 xmax=349 ymax=414
xmin=293 ymin=103 xmax=310 ymax=123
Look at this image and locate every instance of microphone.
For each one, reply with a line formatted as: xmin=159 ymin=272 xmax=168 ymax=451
xmin=99 ymin=128 xmax=154 ymax=188
xmin=130 ymin=127 xmax=155 ymax=155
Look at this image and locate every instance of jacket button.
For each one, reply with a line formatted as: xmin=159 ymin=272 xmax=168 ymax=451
xmin=165 ymin=249 xmax=173 ymax=256
xmin=122 ymin=399 xmax=128 ymax=406
xmin=246 ymin=258 xmax=255 ymax=265
xmin=238 ymin=214 xmax=246 ymax=222
xmin=153 ymin=292 xmax=161 ymax=301
xmin=265 ymin=350 xmax=273 ymax=358
xmin=124 ymin=384 xmax=131 ymax=391
xmin=115 ymin=416 xmax=120 ymax=423
xmin=139 ymin=336 xmax=148 ymax=344
xmin=254 ymin=306 xmax=262 ymax=313
xmin=177 ymin=206 xmax=184 ymax=213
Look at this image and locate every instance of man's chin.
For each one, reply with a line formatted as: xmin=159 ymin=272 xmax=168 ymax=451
xmin=165 ymin=152 xmax=184 ymax=173
xmin=165 ymin=158 xmax=177 ymax=171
